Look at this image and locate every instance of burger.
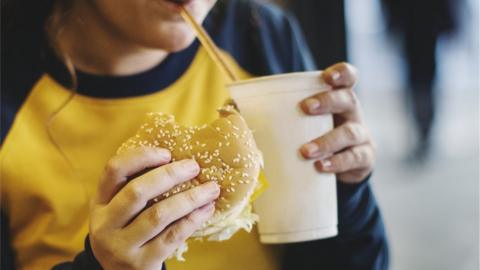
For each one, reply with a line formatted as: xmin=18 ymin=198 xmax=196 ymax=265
xmin=117 ymin=105 xmax=264 ymax=260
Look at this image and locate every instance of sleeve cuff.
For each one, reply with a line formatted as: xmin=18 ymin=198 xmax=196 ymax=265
xmin=83 ymin=236 xmax=104 ymax=270
xmin=82 ymin=236 xmax=167 ymax=270
xmin=337 ymin=173 xmax=372 ymax=204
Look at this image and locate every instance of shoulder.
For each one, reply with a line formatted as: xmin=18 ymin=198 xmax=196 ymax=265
xmin=1 ymin=23 xmax=45 ymax=144
xmin=205 ymin=0 xmax=316 ymax=76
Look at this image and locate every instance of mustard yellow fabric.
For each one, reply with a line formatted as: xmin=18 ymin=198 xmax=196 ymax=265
xmin=1 ymin=48 xmax=282 ymax=270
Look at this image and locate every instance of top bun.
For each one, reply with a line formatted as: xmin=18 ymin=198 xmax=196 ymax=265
xmin=117 ymin=105 xmax=262 ymax=257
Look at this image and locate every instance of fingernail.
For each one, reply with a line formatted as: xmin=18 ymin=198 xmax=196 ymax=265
xmin=304 ymin=98 xmax=320 ymax=113
xmin=156 ymin=148 xmax=171 ymax=159
xmin=331 ymin=71 xmax=341 ymax=81
xmin=205 ymin=202 xmax=216 ymax=213
xmin=321 ymin=159 xmax=332 ymax=168
xmin=205 ymin=181 xmax=220 ymax=196
xmin=301 ymin=143 xmax=319 ymax=156
xmin=182 ymin=159 xmax=199 ymax=173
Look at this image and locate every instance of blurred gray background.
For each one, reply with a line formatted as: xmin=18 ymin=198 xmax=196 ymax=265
xmin=275 ymin=0 xmax=479 ymax=269
xmin=346 ymin=0 xmax=479 ymax=269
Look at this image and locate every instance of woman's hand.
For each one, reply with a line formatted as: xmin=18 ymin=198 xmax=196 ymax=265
xmin=299 ymin=63 xmax=376 ymax=184
xmin=89 ymin=147 xmax=220 ymax=270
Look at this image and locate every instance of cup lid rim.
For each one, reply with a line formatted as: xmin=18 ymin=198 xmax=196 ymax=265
xmin=227 ymin=71 xmax=323 ymax=87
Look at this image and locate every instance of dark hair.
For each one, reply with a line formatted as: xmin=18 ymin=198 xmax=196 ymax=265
xmin=2 ymin=0 xmax=75 ymax=80
xmin=2 ymin=0 xmax=56 ymax=36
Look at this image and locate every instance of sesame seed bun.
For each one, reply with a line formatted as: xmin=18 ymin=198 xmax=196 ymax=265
xmin=117 ymin=105 xmax=262 ymax=258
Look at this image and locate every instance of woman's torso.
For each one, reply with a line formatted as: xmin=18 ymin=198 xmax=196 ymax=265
xmin=1 ymin=45 xmax=284 ymax=269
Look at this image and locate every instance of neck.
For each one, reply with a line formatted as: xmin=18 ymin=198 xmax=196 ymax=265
xmin=57 ymin=2 xmax=168 ymax=76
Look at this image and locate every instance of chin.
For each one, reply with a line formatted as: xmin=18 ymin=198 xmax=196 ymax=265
xmin=144 ymin=24 xmax=197 ymax=52
xmin=163 ymin=34 xmax=197 ymax=52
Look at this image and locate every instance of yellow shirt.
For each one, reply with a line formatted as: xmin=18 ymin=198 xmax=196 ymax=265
xmin=1 ymin=47 xmax=283 ymax=270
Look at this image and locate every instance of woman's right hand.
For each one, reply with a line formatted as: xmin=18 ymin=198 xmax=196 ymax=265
xmin=89 ymin=147 xmax=220 ymax=270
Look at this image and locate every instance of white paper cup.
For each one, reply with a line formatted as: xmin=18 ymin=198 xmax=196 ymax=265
xmin=227 ymin=71 xmax=338 ymax=244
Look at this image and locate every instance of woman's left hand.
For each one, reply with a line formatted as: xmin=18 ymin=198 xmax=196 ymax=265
xmin=299 ymin=62 xmax=376 ymax=184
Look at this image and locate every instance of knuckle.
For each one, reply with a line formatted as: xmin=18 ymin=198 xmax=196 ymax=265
xmin=314 ymin=136 xmax=332 ymax=153
xmin=104 ymin=158 xmax=122 ymax=180
xmin=163 ymin=164 xmax=178 ymax=180
xmin=345 ymin=90 xmax=358 ymax=107
xmin=164 ymin=225 xmax=188 ymax=244
xmin=351 ymin=147 xmax=366 ymax=164
xmin=330 ymin=156 xmax=344 ymax=171
xmin=322 ymin=140 xmax=335 ymax=153
xmin=149 ymin=205 xmax=169 ymax=226
xmin=316 ymin=93 xmax=332 ymax=108
xmin=125 ymin=183 xmax=144 ymax=202
xmin=185 ymin=189 xmax=201 ymax=205
xmin=344 ymin=123 xmax=363 ymax=142
xmin=184 ymin=213 xmax=201 ymax=228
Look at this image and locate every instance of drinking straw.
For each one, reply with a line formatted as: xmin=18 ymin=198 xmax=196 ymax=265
xmin=180 ymin=6 xmax=238 ymax=83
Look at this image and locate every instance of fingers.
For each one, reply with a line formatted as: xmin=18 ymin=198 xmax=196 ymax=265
xmin=300 ymin=62 xmax=360 ymax=120
xmin=321 ymin=62 xmax=358 ymax=88
xmin=314 ymin=144 xmax=375 ymax=173
xmin=297 ymin=62 xmax=375 ymax=184
xmin=300 ymin=123 xmax=369 ymax=159
xmin=315 ymin=144 xmax=375 ymax=184
xmin=300 ymin=88 xmax=359 ymax=117
xmin=106 ymin=159 xmax=201 ymax=228
xmin=124 ymin=182 xmax=220 ymax=246
xmin=96 ymin=147 xmax=172 ymax=205
xmin=144 ymin=202 xmax=215 ymax=258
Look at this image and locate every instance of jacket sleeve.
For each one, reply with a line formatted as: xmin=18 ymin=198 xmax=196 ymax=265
xmin=51 ymin=237 xmax=167 ymax=270
xmin=229 ymin=2 xmax=388 ymax=270
xmin=237 ymin=4 xmax=390 ymax=269
xmin=1 ymin=210 xmax=16 ymax=270
xmin=248 ymin=5 xmax=389 ymax=269
xmin=206 ymin=0 xmax=316 ymax=77
xmin=51 ymin=237 xmax=103 ymax=270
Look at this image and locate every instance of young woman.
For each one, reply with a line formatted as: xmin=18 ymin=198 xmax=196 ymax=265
xmin=1 ymin=0 xmax=388 ymax=269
